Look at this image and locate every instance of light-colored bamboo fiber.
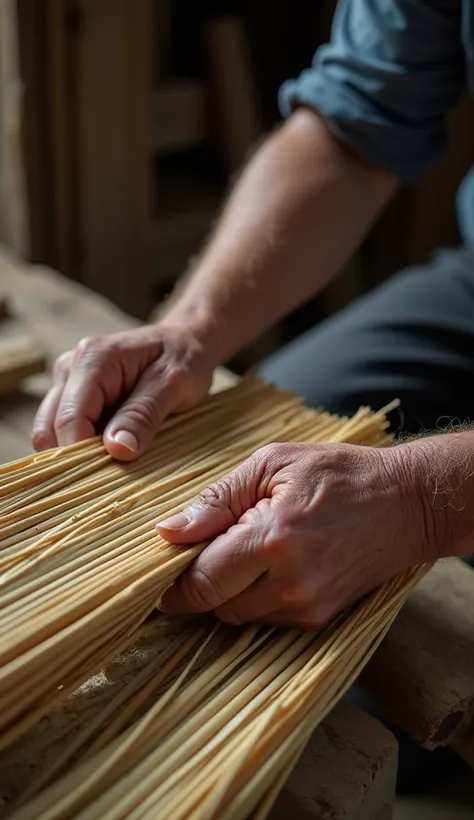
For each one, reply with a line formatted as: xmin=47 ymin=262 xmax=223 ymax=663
xmin=0 ymin=379 xmax=429 ymax=819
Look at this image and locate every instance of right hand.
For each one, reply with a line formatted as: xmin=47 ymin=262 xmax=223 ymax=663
xmin=31 ymin=323 xmax=215 ymax=461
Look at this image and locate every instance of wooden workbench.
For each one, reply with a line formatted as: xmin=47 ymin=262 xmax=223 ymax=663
xmin=0 ymin=246 xmax=235 ymax=464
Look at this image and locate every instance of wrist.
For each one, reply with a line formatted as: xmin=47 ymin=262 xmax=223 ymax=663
xmin=393 ymin=432 xmax=474 ymax=561
xmin=159 ymin=298 xmax=224 ymax=369
xmin=384 ymin=442 xmax=446 ymax=566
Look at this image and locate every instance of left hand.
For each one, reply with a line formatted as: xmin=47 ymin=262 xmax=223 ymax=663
xmin=157 ymin=441 xmax=432 ymax=629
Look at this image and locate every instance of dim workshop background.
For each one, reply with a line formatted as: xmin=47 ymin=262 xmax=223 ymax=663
xmin=0 ymin=1 xmax=474 ymax=817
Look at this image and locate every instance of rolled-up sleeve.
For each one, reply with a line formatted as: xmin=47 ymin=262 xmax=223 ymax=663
xmin=279 ymin=0 xmax=464 ymax=180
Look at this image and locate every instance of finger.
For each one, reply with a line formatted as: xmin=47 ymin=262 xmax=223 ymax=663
xmin=160 ymin=518 xmax=271 ymax=615
xmin=54 ymin=367 xmax=107 ymax=447
xmin=103 ymin=364 xmax=183 ymax=461
xmin=31 ymin=383 xmax=65 ymax=450
xmin=213 ymin=574 xmax=280 ymax=625
xmin=212 ymin=558 xmax=322 ymax=625
xmin=31 ymin=353 xmax=71 ymax=450
xmin=253 ymin=604 xmax=331 ymax=631
xmin=156 ymin=454 xmax=268 ymax=543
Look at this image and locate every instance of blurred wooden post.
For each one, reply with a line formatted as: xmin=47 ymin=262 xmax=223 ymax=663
xmin=77 ymin=0 xmax=153 ymax=317
xmin=0 ymin=0 xmax=29 ymax=256
xmin=44 ymin=0 xmax=79 ymax=279
xmin=205 ymin=16 xmax=263 ymax=175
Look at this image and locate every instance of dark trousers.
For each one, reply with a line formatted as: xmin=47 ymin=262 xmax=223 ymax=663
xmin=259 ymin=246 xmax=474 ymax=792
xmin=260 ymin=247 xmax=474 ymax=433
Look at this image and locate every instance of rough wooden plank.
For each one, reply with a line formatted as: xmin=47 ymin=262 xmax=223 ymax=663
xmin=272 ymin=701 xmax=397 ymax=820
xmin=362 ymin=560 xmax=474 ymax=749
xmin=0 ymin=336 xmax=46 ymax=393
xmin=0 ymin=0 xmax=29 ymax=254
xmin=77 ymin=0 xmax=153 ymax=317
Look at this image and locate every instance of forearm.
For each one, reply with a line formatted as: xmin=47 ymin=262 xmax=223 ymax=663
xmin=162 ymin=108 xmax=398 ymax=366
xmin=397 ymin=430 xmax=474 ymax=561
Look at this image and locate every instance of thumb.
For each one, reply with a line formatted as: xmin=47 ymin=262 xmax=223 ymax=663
xmin=103 ymin=368 xmax=175 ymax=461
xmin=156 ymin=454 xmax=266 ymax=544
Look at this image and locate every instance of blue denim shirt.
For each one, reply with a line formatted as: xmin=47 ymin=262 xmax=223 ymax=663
xmin=279 ymin=0 xmax=474 ymax=243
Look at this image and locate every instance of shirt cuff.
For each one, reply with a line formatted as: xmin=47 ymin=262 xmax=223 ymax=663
xmin=278 ymin=71 xmax=446 ymax=182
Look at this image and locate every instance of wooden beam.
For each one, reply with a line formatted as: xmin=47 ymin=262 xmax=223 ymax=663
xmin=16 ymin=0 xmax=51 ymax=262
xmin=77 ymin=0 xmax=154 ymax=317
xmin=0 ymin=0 xmax=29 ymax=255
xmin=44 ymin=0 xmax=82 ymax=279
xmin=205 ymin=16 xmax=263 ymax=175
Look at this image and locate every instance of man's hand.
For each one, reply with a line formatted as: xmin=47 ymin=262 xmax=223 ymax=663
xmin=31 ymin=324 xmax=215 ymax=461
xmin=158 ymin=441 xmax=434 ymax=629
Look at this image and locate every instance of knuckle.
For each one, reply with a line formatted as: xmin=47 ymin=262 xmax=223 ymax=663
xmin=238 ymin=502 xmax=269 ymax=528
xmin=121 ymin=396 xmax=160 ymax=432
xmin=183 ymin=568 xmax=225 ymax=611
xmin=253 ymin=442 xmax=299 ymax=471
xmin=53 ymin=350 xmax=73 ymax=379
xmin=262 ymin=512 xmax=294 ymax=556
xmin=31 ymin=426 xmax=53 ymax=451
xmin=197 ymin=478 xmax=233 ymax=512
xmin=255 ymin=442 xmax=283 ymax=463
xmin=164 ymin=362 xmax=189 ymax=390
xmin=54 ymin=402 xmax=80 ymax=432
xmin=76 ymin=335 xmax=101 ymax=354
xmin=74 ymin=335 xmax=110 ymax=366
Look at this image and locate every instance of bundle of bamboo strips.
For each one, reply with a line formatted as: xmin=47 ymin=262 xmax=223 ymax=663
xmin=0 ymin=380 xmax=428 ymax=819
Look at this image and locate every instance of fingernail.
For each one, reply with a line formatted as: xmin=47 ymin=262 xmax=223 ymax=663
xmin=156 ymin=512 xmax=190 ymax=530
xmin=113 ymin=430 xmax=138 ymax=454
